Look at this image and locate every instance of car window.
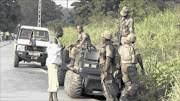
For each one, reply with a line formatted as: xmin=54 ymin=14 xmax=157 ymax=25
xmin=19 ymin=29 xmax=49 ymax=41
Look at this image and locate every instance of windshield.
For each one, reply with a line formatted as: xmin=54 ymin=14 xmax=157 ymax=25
xmin=19 ymin=29 xmax=49 ymax=41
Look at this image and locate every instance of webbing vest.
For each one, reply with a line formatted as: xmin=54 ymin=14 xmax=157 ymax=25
xmin=119 ymin=43 xmax=138 ymax=64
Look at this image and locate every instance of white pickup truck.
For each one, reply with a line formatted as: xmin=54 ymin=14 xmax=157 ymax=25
xmin=14 ymin=25 xmax=49 ymax=67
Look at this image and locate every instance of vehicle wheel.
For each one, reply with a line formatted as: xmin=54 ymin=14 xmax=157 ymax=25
xmin=58 ymin=67 xmax=66 ymax=86
xmin=44 ymin=65 xmax=48 ymax=70
xmin=64 ymin=70 xmax=83 ymax=98
xmin=41 ymin=61 xmax=46 ymax=67
xmin=64 ymin=70 xmax=71 ymax=95
xmin=14 ymin=54 xmax=19 ymax=67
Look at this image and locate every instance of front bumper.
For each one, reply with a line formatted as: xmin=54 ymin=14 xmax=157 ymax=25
xmin=78 ymin=61 xmax=102 ymax=92
xmin=15 ymin=44 xmax=47 ymax=62
xmin=16 ymin=51 xmax=47 ymax=62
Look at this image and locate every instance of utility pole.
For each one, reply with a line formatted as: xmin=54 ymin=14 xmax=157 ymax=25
xmin=37 ymin=0 xmax=42 ymax=27
xmin=67 ymin=0 xmax=68 ymax=8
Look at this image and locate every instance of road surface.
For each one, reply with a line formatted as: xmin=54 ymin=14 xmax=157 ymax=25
xmin=0 ymin=41 xmax=105 ymax=101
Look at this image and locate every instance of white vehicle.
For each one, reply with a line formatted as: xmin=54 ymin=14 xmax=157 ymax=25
xmin=14 ymin=25 xmax=49 ymax=67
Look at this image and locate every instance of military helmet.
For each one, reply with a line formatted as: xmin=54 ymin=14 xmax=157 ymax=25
xmin=120 ymin=6 xmax=129 ymax=16
xmin=101 ymin=31 xmax=112 ymax=39
xmin=127 ymin=33 xmax=136 ymax=42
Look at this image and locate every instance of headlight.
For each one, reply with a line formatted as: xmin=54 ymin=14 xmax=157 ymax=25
xmin=83 ymin=63 xmax=97 ymax=68
xmin=17 ymin=45 xmax=25 ymax=51
xmin=84 ymin=63 xmax=89 ymax=67
xmin=91 ymin=64 xmax=97 ymax=68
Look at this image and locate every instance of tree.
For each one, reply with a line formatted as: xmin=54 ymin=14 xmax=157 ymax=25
xmin=0 ymin=0 xmax=21 ymax=32
xmin=17 ymin=0 xmax=63 ymax=27
xmin=69 ymin=0 xmax=180 ymax=25
xmin=71 ymin=0 xmax=121 ymax=25
xmin=42 ymin=0 xmax=63 ymax=26
xmin=119 ymin=0 xmax=180 ymax=21
xmin=17 ymin=0 xmax=38 ymax=26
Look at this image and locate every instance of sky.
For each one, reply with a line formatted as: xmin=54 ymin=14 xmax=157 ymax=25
xmin=53 ymin=0 xmax=79 ymax=8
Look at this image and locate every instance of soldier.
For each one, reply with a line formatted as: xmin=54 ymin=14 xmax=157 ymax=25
xmin=118 ymin=6 xmax=134 ymax=45
xmin=118 ymin=34 xmax=145 ymax=101
xmin=99 ymin=31 xmax=118 ymax=101
xmin=67 ymin=25 xmax=91 ymax=67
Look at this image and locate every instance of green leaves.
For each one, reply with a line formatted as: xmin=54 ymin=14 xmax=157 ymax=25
xmin=17 ymin=0 xmax=63 ymax=27
xmin=0 ymin=0 xmax=21 ymax=32
xmin=71 ymin=0 xmax=120 ymax=25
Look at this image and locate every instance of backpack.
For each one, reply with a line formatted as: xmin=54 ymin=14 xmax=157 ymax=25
xmin=119 ymin=44 xmax=138 ymax=64
xmin=105 ymin=43 xmax=120 ymax=70
xmin=112 ymin=45 xmax=120 ymax=68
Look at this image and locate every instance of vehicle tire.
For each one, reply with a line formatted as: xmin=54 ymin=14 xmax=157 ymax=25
xmin=44 ymin=65 xmax=48 ymax=70
xmin=14 ymin=54 xmax=19 ymax=67
xmin=64 ymin=70 xmax=83 ymax=98
xmin=41 ymin=61 xmax=46 ymax=67
xmin=58 ymin=67 xmax=66 ymax=86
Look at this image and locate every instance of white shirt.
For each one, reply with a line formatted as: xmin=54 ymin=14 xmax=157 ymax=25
xmin=46 ymin=37 xmax=62 ymax=66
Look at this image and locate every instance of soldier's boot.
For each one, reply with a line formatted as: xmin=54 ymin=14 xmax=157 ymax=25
xmin=67 ymin=59 xmax=75 ymax=67
xmin=119 ymin=92 xmax=129 ymax=101
xmin=119 ymin=96 xmax=129 ymax=101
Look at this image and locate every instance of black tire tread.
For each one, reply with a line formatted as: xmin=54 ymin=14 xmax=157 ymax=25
xmin=64 ymin=70 xmax=83 ymax=98
xmin=14 ymin=54 xmax=19 ymax=67
xmin=41 ymin=61 xmax=46 ymax=67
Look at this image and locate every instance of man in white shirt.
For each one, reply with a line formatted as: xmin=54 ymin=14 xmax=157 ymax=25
xmin=46 ymin=26 xmax=63 ymax=101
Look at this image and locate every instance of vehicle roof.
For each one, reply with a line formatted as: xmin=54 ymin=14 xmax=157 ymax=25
xmin=20 ymin=25 xmax=49 ymax=31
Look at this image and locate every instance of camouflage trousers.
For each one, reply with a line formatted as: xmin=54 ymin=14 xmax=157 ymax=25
xmin=69 ymin=44 xmax=88 ymax=59
xmin=120 ymin=64 xmax=139 ymax=101
xmin=101 ymin=74 xmax=119 ymax=101
xmin=69 ymin=46 xmax=78 ymax=59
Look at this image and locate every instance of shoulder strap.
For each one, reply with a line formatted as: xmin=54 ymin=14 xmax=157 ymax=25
xmin=129 ymin=44 xmax=136 ymax=55
xmin=52 ymin=36 xmax=60 ymax=46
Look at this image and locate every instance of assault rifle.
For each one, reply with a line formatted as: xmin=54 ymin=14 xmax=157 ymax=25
xmin=68 ymin=40 xmax=80 ymax=49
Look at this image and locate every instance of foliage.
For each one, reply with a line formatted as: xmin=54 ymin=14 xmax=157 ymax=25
xmin=46 ymin=8 xmax=75 ymax=29
xmin=133 ymin=4 xmax=180 ymax=100
xmin=17 ymin=0 xmax=63 ymax=27
xmin=65 ymin=0 xmax=180 ymax=26
xmin=0 ymin=0 xmax=21 ymax=32
xmin=71 ymin=0 xmax=121 ymax=25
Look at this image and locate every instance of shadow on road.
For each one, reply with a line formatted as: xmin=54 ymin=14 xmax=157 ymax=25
xmin=86 ymin=94 xmax=106 ymax=101
xmin=16 ymin=61 xmax=47 ymax=68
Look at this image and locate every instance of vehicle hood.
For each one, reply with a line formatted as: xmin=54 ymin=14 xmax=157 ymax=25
xmin=17 ymin=39 xmax=49 ymax=47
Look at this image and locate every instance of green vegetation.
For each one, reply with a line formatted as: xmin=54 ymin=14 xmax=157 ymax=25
xmin=17 ymin=0 xmax=63 ymax=26
xmin=50 ymin=3 xmax=180 ymax=101
xmin=0 ymin=0 xmax=21 ymax=32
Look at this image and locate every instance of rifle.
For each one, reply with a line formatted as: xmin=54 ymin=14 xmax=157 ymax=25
xmin=68 ymin=40 xmax=80 ymax=49
xmin=117 ymin=22 xmax=121 ymax=47
xmin=103 ymin=77 xmax=113 ymax=99
xmin=99 ymin=65 xmax=113 ymax=98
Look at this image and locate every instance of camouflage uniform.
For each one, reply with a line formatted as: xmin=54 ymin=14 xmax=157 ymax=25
xmin=120 ymin=6 xmax=134 ymax=44
xmin=69 ymin=31 xmax=91 ymax=59
xmin=100 ymin=31 xmax=119 ymax=101
xmin=118 ymin=43 xmax=140 ymax=101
